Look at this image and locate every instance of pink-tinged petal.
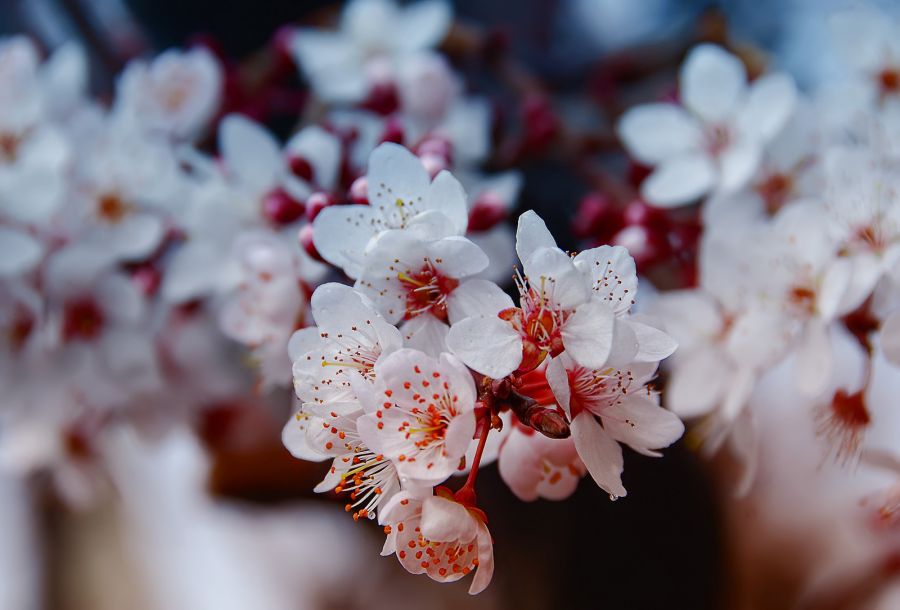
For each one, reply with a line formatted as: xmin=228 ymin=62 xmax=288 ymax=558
xmin=628 ymin=319 xmax=678 ymax=362
xmin=447 ymin=316 xmax=522 ymax=378
xmin=717 ymin=140 xmax=760 ymax=194
xmin=573 ymin=245 xmax=638 ymax=315
xmin=680 ymin=44 xmax=747 ymax=124
xmin=498 ymin=425 xmax=581 ymax=502
xmin=882 ymin=310 xmax=900 ymax=367
xmin=312 ymin=204 xmax=378 ymax=277
xmin=793 ymin=319 xmax=832 ymax=396
xmin=428 ymin=236 xmax=488 ymax=278
xmin=571 ymin=412 xmax=626 ymax=498
xmin=0 ymin=227 xmax=42 ymax=277
xmin=367 ymin=142 xmax=431 ymax=220
xmin=420 ymin=495 xmax=477 ymax=542
xmin=545 ymin=355 xmax=572 ymax=415
xmin=425 ymin=170 xmax=469 ymax=235
xmin=381 ymin=532 xmax=397 ymax=557
xmin=401 ymin=314 xmax=449 ymax=356
xmin=737 ymin=73 xmax=797 ymax=142
xmin=561 ymin=300 xmax=616 ymax=369
xmin=281 ymin=414 xmax=329 ymax=462
xmin=666 ymin=348 xmax=730 ymax=418
xmin=219 ymin=114 xmax=281 ymax=191
xmin=515 ymin=210 xmax=557 ymax=263
xmin=602 ymin=394 xmax=684 ymax=457
xmin=446 ymin=279 xmax=514 ymax=324
xmin=641 ymin=153 xmax=716 ymax=207
xmin=617 ymin=103 xmax=702 ymax=164
xmin=469 ymin=522 xmax=495 ymax=595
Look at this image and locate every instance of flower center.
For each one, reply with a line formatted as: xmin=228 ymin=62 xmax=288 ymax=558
xmin=62 ymin=298 xmax=105 ymax=342
xmin=705 ymin=124 xmax=731 ymax=157
xmin=816 ymin=389 xmax=871 ymax=463
xmin=879 ymin=67 xmax=900 ymax=97
xmin=567 ymin=365 xmax=633 ymax=418
xmin=96 ymin=193 xmax=132 ymax=224
xmin=756 ymin=172 xmax=794 ymax=215
xmin=397 ymin=262 xmax=459 ymax=321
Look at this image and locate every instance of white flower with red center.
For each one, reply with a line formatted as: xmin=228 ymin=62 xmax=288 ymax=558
xmin=618 ymin=44 xmax=796 ymax=208
xmin=379 ymin=488 xmax=493 ymax=594
xmin=545 ymin=354 xmax=684 ymax=498
xmin=114 ymin=47 xmax=222 ymax=141
xmin=497 ymin=421 xmax=584 ymax=502
xmin=355 ymin=348 xmax=477 ymax=484
xmin=290 ymin=283 xmax=403 ymax=409
xmin=447 ymin=210 xmax=675 ymax=379
xmin=312 ymin=142 xmax=469 ymax=278
xmin=41 ymin=245 xmax=161 ymax=408
xmin=290 ymin=0 xmax=451 ymax=104
xmin=283 ymin=403 xmax=401 ymax=521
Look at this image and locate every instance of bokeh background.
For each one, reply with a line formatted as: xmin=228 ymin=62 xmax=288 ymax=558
xmin=2 ymin=1 xmax=894 ymax=608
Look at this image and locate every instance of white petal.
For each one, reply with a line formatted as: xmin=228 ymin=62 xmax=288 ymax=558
xmin=281 ymin=414 xmax=329 ymax=461
xmin=160 ymin=241 xmax=223 ymax=302
xmin=446 ymin=316 xmax=521 ymax=378
xmin=428 ymin=236 xmax=488 ymax=278
xmin=616 ymin=103 xmax=702 ymax=165
xmin=628 ymin=319 xmax=678 ymax=362
xmin=367 ymin=143 xmax=431 ymax=223
xmin=641 ymin=153 xmax=716 ymax=207
xmin=107 ymin=214 xmax=165 ymax=262
xmin=680 ymin=44 xmax=747 ymax=123
xmin=469 ymin=522 xmax=495 ymax=594
xmin=571 ymin=412 xmax=626 ymax=498
xmin=544 ymin=355 xmax=572 ymax=416
xmin=666 ymin=348 xmax=729 ymax=418
xmin=420 ymin=495 xmax=476 ymax=543
xmin=573 ymin=245 xmax=638 ymax=315
xmin=424 ymin=170 xmax=469 ymax=235
xmin=0 ymin=228 xmax=42 ymax=276
xmin=602 ymin=394 xmax=684 ymax=457
xmin=393 ymin=0 xmax=452 ymax=51
xmin=717 ymin=140 xmax=760 ymax=194
xmin=523 ymin=247 xmax=588 ymax=310
xmin=284 ymin=126 xmax=341 ymax=190
xmin=401 ymin=314 xmax=449 ymax=356
xmin=515 ymin=210 xmax=557 ymax=263
xmin=311 ymin=204 xmax=377 ymax=278
xmin=737 ymin=73 xmax=797 ymax=143
xmin=219 ymin=114 xmax=281 ymax=192
xmin=446 ymin=279 xmax=514 ymax=324
xmin=561 ymin=300 xmax=616 ymax=369
xmin=287 ymin=327 xmax=321 ymax=361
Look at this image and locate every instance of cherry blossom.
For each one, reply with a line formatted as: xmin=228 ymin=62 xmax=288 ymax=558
xmin=448 ymin=210 xmax=675 ymax=379
xmin=379 ymin=488 xmax=493 ymax=594
xmin=355 ymin=348 xmax=477 ymax=484
xmin=312 ymin=142 xmax=469 ymax=278
xmin=618 ymin=44 xmax=797 ymax=207
xmin=545 ymin=353 xmax=683 ymax=498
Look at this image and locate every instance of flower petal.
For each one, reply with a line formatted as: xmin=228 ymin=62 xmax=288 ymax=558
xmin=446 ymin=279 xmax=514 ymax=324
xmin=515 ymin=210 xmax=557 ymax=263
xmin=561 ymin=300 xmax=616 ymax=369
xmin=571 ymin=412 xmax=626 ymax=498
xmin=0 ymin=227 xmax=42 ymax=277
xmin=641 ymin=153 xmax=716 ymax=207
xmin=602 ymin=394 xmax=684 ymax=457
xmin=680 ymin=44 xmax=747 ymax=124
xmin=446 ymin=315 xmax=522 ymax=378
xmin=617 ymin=103 xmax=702 ymax=165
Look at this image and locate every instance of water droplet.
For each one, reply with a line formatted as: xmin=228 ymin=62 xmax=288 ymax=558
xmin=609 ymin=494 xmax=619 ymax=502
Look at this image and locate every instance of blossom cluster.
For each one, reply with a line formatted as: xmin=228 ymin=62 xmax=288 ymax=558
xmin=604 ymin=4 xmax=900 ymax=595
xmin=283 ymin=142 xmax=683 ymax=592
xmin=0 ymin=0 xmax=688 ymax=595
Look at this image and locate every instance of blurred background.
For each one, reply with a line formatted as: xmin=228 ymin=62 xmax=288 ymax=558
xmin=2 ymin=0 xmax=897 ymax=608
